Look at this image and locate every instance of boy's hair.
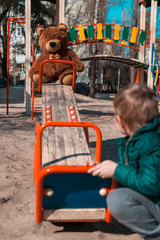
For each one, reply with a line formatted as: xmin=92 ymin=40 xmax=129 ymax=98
xmin=113 ymin=84 xmax=159 ymax=133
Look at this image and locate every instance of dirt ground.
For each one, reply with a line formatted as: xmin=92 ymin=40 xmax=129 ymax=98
xmin=0 ymin=86 xmax=142 ymax=240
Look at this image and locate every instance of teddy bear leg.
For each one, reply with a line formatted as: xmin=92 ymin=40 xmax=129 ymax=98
xmin=62 ymin=74 xmax=73 ymax=85
xmin=59 ymin=70 xmax=77 ymax=85
xmin=33 ymin=74 xmax=53 ymax=84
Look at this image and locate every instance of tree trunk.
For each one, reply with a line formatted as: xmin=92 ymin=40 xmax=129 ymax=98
xmin=0 ymin=8 xmax=8 ymax=23
xmin=129 ymin=0 xmax=139 ymax=83
xmin=130 ymin=66 xmax=135 ymax=83
xmin=1 ymin=17 xmax=7 ymax=78
xmin=90 ymin=60 xmax=96 ymax=98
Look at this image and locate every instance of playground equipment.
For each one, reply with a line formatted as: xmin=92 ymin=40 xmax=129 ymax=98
xmin=33 ymin=0 xmax=160 ymax=224
xmin=68 ymin=23 xmax=150 ymax=50
xmin=31 ymin=22 xmax=150 ymax=119
xmin=6 ymin=17 xmax=25 ymax=115
xmin=134 ymin=42 xmax=160 ymax=100
xmin=30 ymin=44 xmax=42 ymax=120
xmin=151 ymin=44 xmax=160 ymax=101
xmin=5 ymin=1 xmax=160 ymax=115
xmin=34 ymin=66 xmax=118 ymax=222
xmin=31 ymin=59 xmax=76 ymax=120
xmin=30 ymin=15 xmax=159 ymax=117
xmin=69 ymin=23 xmax=149 ymax=68
xmin=4 ymin=0 xmax=160 ymax=223
xmin=135 ymin=43 xmax=160 ymax=100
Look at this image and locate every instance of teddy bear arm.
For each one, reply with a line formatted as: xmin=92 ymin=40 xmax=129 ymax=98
xmin=28 ymin=54 xmax=46 ymax=78
xmin=68 ymin=50 xmax=84 ymax=72
xmin=28 ymin=62 xmax=39 ymax=79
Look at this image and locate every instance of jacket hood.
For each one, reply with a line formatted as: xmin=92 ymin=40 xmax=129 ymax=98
xmin=135 ymin=116 xmax=160 ymax=136
xmin=117 ymin=116 xmax=160 ymax=164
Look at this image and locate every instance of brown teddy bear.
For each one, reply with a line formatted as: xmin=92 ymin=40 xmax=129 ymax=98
xmin=28 ymin=23 xmax=84 ymax=85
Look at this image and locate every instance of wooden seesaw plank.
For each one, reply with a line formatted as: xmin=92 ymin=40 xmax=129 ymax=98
xmin=40 ymin=82 xmax=109 ymax=222
xmin=42 ymin=82 xmax=92 ymax=167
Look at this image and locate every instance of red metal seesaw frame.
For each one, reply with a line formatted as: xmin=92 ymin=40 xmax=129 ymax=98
xmin=31 ymin=59 xmax=76 ymax=120
xmin=38 ymin=59 xmax=76 ymax=93
xmin=34 ymin=121 xmax=117 ymax=223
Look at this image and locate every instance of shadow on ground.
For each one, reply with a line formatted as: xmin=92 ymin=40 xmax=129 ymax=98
xmin=0 ymin=87 xmax=24 ymax=104
xmin=53 ymin=220 xmax=133 ymax=235
xmin=90 ymin=138 xmax=119 ymax=162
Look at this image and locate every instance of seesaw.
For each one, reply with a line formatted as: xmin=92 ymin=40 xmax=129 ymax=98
xmin=34 ymin=59 xmax=117 ymax=223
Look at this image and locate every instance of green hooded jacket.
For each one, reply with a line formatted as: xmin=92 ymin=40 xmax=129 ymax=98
xmin=114 ymin=117 xmax=160 ymax=205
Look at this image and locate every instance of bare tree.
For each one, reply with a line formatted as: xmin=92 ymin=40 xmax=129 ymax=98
xmin=0 ymin=8 xmax=8 ymax=23
xmin=130 ymin=0 xmax=139 ymax=83
xmin=86 ymin=0 xmax=107 ymax=97
xmin=0 ymin=0 xmax=56 ymax=80
xmin=65 ymin=0 xmax=131 ymax=96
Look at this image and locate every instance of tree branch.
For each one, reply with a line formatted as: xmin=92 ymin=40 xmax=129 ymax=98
xmin=0 ymin=8 xmax=9 ymax=23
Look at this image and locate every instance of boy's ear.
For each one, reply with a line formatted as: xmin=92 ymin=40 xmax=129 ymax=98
xmin=116 ymin=115 xmax=132 ymax=136
xmin=116 ymin=115 xmax=122 ymax=125
xmin=116 ymin=115 xmax=126 ymax=129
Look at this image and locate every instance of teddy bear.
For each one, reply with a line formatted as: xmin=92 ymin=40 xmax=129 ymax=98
xmin=28 ymin=23 xmax=84 ymax=85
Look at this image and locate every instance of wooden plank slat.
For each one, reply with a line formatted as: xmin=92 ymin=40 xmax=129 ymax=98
xmin=78 ymin=25 xmax=86 ymax=41
xmin=44 ymin=208 xmax=106 ymax=221
xmin=97 ymin=23 xmax=103 ymax=40
xmin=122 ymin=26 xmax=129 ymax=45
xmin=113 ymin=24 xmax=120 ymax=41
xmin=68 ymin=27 xmax=77 ymax=43
xmin=87 ymin=24 xmax=94 ymax=40
xmin=139 ymin=30 xmax=147 ymax=45
xmin=130 ymin=27 xmax=138 ymax=43
xmin=105 ymin=24 xmax=112 ymax=40
xmin=122 ymin=26 xmax=129 ymax=41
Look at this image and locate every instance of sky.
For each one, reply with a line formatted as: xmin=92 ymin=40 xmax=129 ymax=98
xmin=106 ymin=0 xmax=133 ymax=25
xmin=106 ymin=0 xmax=160 ymax=38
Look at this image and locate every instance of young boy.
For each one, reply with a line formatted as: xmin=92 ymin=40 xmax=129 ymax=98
xmin=88 ymin=84 xmax=160 ymax=240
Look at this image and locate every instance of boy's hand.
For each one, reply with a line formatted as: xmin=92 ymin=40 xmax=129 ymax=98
xmin=87 ymin=160 xmax=118 ymax=178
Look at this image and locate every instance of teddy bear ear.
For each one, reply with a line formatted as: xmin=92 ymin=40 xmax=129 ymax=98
xmin=57 ymin=23 xmax=67 ymax=32
xmin=36 ymin=25 xmax=45 ymax=36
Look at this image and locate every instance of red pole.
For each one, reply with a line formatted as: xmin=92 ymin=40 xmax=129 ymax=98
xmin=6 ymin=17 xmax=25 ymax=115
xmin=31 ymin=43 xmax=35 ymax=63
xmin=6 ymin=19 xmax=10 ymax=115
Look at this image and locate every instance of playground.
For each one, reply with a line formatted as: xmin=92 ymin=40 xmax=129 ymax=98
xmin=0 ymin=87 xmax=142 ymax=240
xmin=0 ymin=0 xmax=160 ymax=238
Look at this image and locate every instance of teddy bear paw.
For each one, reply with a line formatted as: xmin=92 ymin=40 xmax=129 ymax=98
xmin=33 ymin=74 xmax=39 ymax=84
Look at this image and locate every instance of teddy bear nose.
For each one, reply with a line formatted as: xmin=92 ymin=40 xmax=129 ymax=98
xmin=49 ymin=42 xmax=56 ymax=47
